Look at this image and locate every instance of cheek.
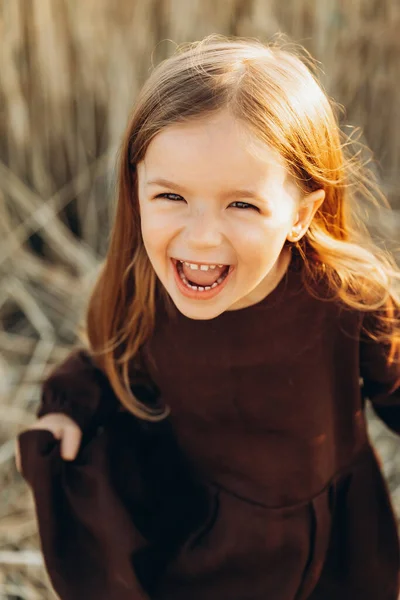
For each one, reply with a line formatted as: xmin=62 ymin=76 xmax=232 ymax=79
xmin=235 ymin=216 xmax=291 ymax=260
xmin=140 ymin=208 xmax=177 ymax=262
xmin=140 ymin=205 xmax=167 ymax=237
xmin=270 ymin=199 xmax=296 ymax=228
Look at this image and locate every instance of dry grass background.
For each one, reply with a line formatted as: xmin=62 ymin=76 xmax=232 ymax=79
xmin=0 ymin=0 xmax=399 ymax=598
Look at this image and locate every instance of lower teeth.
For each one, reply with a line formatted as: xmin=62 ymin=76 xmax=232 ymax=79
xmin=176 ymin=262 xmax=229 ymax=292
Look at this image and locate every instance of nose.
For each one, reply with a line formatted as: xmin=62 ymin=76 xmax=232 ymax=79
xmin=185 ymin=210 xmax=223 ymax=249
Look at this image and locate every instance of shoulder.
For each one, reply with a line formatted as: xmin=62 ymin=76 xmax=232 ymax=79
xmin=296 ymin=263 xmax=365 ymax=341
xmin=37 ymin=346 xmax=119 ymax=431
xmin=44 ymin=346 xmax=107 ymax=390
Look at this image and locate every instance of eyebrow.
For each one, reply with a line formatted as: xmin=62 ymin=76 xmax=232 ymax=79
xmin=146 ymin=178 xmax=266 ymax=203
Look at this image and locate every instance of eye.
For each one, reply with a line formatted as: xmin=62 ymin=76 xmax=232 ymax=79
xmin=230 ymin=201 xmax=259 ymax=211
xmin=155 ymin=194 xmax=259 ymax=212
xmin=156 ymin=193 xmax=184 ymax=201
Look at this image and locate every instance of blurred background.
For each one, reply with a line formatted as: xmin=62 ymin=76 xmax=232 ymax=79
xmin=0 ymin=0 xmax=399 ymax=598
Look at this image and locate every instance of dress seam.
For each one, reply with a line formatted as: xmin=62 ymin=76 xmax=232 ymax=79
xmin=207 ymin=441 xmax=373 ymax=511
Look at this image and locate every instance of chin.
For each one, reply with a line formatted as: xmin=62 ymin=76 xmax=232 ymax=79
xmin=173 ymin=300 xmax=226 ymax=321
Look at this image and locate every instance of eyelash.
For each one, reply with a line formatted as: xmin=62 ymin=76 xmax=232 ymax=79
xmin=156 ymin=193 xmax=259 ymax=212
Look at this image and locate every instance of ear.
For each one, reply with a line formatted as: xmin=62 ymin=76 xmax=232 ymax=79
xmin=287 ymin=188 xmax=325 ymax=242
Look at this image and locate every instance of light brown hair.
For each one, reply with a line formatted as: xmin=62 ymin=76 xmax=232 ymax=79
xmin=80 ymin=35 xmax=400 ymax=420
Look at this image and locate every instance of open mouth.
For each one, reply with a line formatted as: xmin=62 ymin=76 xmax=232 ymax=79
xmin=174 ymin=259 xmax=230 ymax=291
xmin=171 ymin=258 xmax=234 ymax=298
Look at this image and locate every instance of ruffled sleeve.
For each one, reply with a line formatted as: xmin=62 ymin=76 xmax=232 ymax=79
xmin=36 ymin=347 xmax=120 ymax=432
xmin=360 ymin=309 xmax=400 ymax=435
xmin=18 ymin=407 xmax=214 ymax=599
xmin=18 ymin=420 xmax=150 ymax=599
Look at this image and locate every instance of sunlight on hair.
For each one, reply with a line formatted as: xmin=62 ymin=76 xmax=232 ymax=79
xmin=82 ymin=34 xmax=400 ymax=419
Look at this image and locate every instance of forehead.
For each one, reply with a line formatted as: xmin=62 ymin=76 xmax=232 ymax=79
xmin=139 ymin=110 xmax=289 ymax=190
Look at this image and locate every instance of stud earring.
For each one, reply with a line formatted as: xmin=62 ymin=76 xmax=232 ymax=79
xmin=288 ymin=227 xmax=302 ymax=242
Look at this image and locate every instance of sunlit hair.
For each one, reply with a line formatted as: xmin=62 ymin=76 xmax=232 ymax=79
xmin=80 ymin=34 xmax=400 ymax=420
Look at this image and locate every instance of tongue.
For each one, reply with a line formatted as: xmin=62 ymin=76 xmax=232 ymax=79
xmin=182 ymin=263 xmax=228 ymax=286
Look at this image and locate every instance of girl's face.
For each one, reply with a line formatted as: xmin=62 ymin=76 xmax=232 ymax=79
xmin=137 ymin=109 xmax=322 ymax=320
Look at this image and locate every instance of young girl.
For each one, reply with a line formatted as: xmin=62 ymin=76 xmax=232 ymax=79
xmin=16 ymin=35 xmax=400 ymax=600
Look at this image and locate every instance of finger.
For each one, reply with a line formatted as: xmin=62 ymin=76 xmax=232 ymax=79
xmin=15 ymin=439 xmax=21 ymax=473
xmin=30 ymin=419 xmax=63 ymax=439
xmin=60 ymin=426 xmax=82 ymax=461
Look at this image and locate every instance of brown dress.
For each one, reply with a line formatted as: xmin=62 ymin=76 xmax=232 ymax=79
xmin=18 ymin=254 xmax=400 ymax=599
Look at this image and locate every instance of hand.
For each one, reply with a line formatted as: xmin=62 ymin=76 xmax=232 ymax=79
xmin=15 ymin=413 xmax=82 ymax=473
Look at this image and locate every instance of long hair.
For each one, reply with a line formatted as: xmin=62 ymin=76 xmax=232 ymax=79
xmin=81 ymin=34 xmax=400 ymax=420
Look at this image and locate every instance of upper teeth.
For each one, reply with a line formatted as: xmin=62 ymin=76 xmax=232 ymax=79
xmin=179 ymin=260 xmax=224 ymax=271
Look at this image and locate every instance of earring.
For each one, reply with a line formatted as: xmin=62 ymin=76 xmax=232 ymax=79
xmin=288 ymin=227 xmax=302 ymax=242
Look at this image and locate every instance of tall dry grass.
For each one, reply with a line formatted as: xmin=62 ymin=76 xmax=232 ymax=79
xmin=0 ymin=1 xmax=399 ymax=597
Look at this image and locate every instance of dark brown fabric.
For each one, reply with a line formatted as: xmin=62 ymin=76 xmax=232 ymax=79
xmin=18 ymin=253 xmax=400 ymax=599
xmin=18 ymin=407 xmax=214 ymax=599
xmin=154 ymin=444 xmax=399 ymax=600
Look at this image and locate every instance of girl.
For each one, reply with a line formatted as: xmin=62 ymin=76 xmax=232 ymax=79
xmin=16 ymin=35 xmax=400 ymax=600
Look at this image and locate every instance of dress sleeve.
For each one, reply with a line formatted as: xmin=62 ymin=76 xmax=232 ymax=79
xmin=36 ymin=347 xmax=120 ymax=432
xmin=360 ymin=309 xmax=400 ymax=435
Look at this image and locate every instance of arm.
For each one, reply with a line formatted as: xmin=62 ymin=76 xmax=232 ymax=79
xmin=360 ymin=311 xmax=400 ymax=435
xmin=36 ymin=347 xmax=120 ymax=432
